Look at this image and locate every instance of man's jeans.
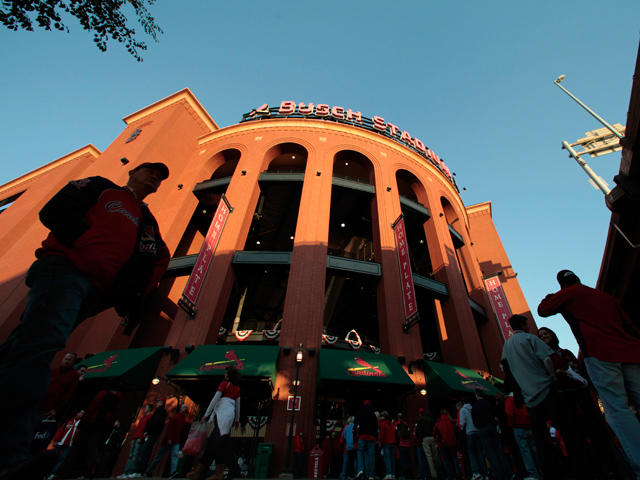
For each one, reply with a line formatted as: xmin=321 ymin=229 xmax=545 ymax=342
xmin=357 ymin=439 xmax=375 ymax=478
xmin=513 ymin=427 xmax=540 ymax=479
xmin=146 ymin=442 xmax=180 ymax=475
xmin=478 ymin=425 xmax=510 ymax=480
xmin=124 ymin=438 xmax=144 ymax=474
xmin=382 ymin=444 xmax=396 ymax=476
xmin=421 ymin=436 xmax=438 ymax=479
xmin=341 ymin=449 xmax=356 ymax=479
xmin=0 ymin=256 xmax=102 ymax=465
xmin=585 ymin=357 xmax=640 ymax=479
xmin=466 ymin=432 xmax=486 ymax=475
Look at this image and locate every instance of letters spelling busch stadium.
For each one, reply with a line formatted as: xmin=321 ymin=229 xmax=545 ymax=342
xmin=242 ymin=101 xmax=456 ymax=187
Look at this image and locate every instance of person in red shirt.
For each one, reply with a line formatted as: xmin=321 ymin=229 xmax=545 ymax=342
xmin=119 ymin=403 xmax=153 ymax=477
xmin=293 ymin=431 xmax=305 ymax=478
xmin=504 ymin=394 xmax=540 ymax=480
xmin=433 ymin=409 xmax=460 ymax=480
xmin=46 ymin=409 xmax=84 ymax=480
xmin=145 ymin=404 xmax=188 ymax=477
xmin=394 ymin=413 xmax=412 ymax=480
xmin=538 ymin=269 xmax=640 ymax=478
xmin=379 ymin=411 xmax=396 ymax=479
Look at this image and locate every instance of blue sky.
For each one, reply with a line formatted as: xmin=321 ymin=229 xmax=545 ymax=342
xmin=1 ymin=1 xmax=639 ymax=354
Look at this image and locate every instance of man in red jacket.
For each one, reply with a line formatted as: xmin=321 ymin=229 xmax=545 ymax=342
xmin=538 ymin=269 xmax=640 ymax=478
xmin=39 ymin=352 xmax=80 ymax=421
xmin=120 ymin=403 xmax=154 ymax=478
xmin=0 ymin=162 xmax=170 ymax=473
xmin=433 ymin=409 xmax=460 ymax=480
xmin=145 ymin=404 xmax=188 ymax=477
xmin=46 ymin=409 xmax=85 ymax=480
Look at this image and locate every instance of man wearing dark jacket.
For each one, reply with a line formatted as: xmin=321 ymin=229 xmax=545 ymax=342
xmin=0 ymin=162 xmax=170 ymax=472
xmin=137 ymin=398 xmax=167 ymax=476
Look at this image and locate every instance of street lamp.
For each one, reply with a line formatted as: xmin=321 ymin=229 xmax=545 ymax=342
xmin=285 ymin=344 xmax=304 ymax=474
xmin=553 ymin=74 xmax=624 ymax=140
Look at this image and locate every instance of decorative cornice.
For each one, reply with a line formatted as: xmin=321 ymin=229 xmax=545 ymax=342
xmin=123 ymin=88 xmax=219 ymax=132
xmin=0 ymin=144 xmax=101 ymax=196
xmin=466 ymin=201 xmax=492 ymax=217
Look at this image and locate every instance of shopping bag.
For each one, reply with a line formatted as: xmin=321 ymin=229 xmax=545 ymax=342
xmin=182 ymin=421 xmax=210 ymax=456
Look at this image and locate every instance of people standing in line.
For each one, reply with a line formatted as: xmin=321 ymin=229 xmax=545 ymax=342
xmin=0 ymin=162 xmax=170 ymax=476
xmin=501 ymin=313 xmax=594 ymax=480
xmin=394 ymin=413 xmax=412 ymax=480
xmin=458 ymin=396 xmax=486 ymax=480
xmin=118 ymin=403 xmax=153 ymax=478
xmin=433 ymin=409 xmax=459 ymax=480
xmin=45 ymin=409 xmax=84 ymax=480
xmin=189 ymin=366 xmax=241 ymax=480
xmin=538 ymin=269 xmax=640 ymax=479
xmin=379 ymin=411 xmax=396 ymax=480
xmin=504 ymin=392 xmax=540 ymax=480
xmin=355 ymin=399 xmax=378 ymax=480
xmin=340 ymin=416 xmax=357 ymax=480
xmin=470 ymin=391 xmax=511 ymax=480
xmin=145 ymin=403 xmax=188 ymax=477
xmin=135 ymin=398 xmax=167 ymax=477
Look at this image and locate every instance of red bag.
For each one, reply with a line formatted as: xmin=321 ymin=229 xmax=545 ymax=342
xmin=182 ymin=421 xmax=210 ymax=456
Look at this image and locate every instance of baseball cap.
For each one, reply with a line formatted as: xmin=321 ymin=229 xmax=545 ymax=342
xmin=130 ymin=161 xmax=170 ymax=180
xmin=556 ymin=269 xmax=580 ymax=286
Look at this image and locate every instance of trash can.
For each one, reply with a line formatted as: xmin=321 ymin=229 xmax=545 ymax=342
xmin=254 ymin=442 xmax=273 ymax=478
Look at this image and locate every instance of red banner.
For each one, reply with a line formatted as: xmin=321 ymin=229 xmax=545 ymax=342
xmin=179 ymin=196 xmax=232 ymax=316
xmin=484 ymin=275 xmax=514 ymax=340
xmin=393 ymin=216 xmax=418 ymax=321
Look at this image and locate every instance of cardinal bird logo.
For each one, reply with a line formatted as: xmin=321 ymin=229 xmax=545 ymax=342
xmin=89 ymin=354 xmax=118 ymax=373
xmin=200 ymin=349 xmax=246 ymax=371
xmin=455 ymin=370 xmax=487 ymax=391
xmin=347 ymin=356 xmax=386 ymax=377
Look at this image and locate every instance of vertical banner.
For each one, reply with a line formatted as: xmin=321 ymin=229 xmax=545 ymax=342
xmin=483 ymin=275 xmax=514 ymax=340
xmin=392 ymin=215 xmax=418 ymax=327
xmin=178 ymin=195 xmax=233 ymax=317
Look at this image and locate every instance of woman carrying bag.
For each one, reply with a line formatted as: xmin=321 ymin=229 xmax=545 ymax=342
xmin=188 ymin=366 xmax=241 ymax=480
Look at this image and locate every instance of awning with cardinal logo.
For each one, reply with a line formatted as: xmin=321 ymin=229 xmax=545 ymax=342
xmin=166 ymin=345 xmax=280 ymax=384
xmin=78 ymin=346 xmax=164 ymax=390
xmin=318 ymin=349 xmax=414 ymax=386
xmin=423 ymin=360 xmax=502 ymax=397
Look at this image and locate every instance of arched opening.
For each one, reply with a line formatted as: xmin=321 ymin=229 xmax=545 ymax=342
xmin=324 ymin=150 xmax=380 ymax=346
xmin=441 ymin=197 xmax=469 ymax=291
xmin=243 ymin=143 xmax=308 ymax=251
xmin=396 ymin=170 xmax=433 ymax=277
xmin=174 ymin=149 xmax=241 ymax=258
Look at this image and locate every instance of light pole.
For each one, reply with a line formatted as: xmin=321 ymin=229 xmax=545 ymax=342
xmin=285 ymin=344 xmax=304 ymax=474
xmin=553 ymin=74 xmax=624 ymax=140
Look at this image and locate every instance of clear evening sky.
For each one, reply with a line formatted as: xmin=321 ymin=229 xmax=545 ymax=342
xmin=1 ymin=1 xmax=639 ymax=355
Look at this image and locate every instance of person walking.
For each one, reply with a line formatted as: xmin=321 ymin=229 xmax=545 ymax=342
xmin=504 ymin=393 xmax=540 ymax=480
xmin=433 ymin=409 xmax=460 ymax=480
xmin=118 ymin=403 xmax=153 ymax=478
xmin=0 ymin=161 xmax=170 ymax=476
xmin=188 ymin=366 xmax=241 ymax=480
xmin=379 ymin=411 xmax=396 ymax=480
xmin=538 ymin=270 xmax=640 ymax=478
xmin=135 ymin=398 xmax=167 ymax=477
xmin=501 ymin=313 xmax=593 ymax=480
xmin=471 ymin=391 xmax=511 ymax=480
xmin=355 ymin=400 xmax=378 ymax=480
xmin=340 ymin=416 xmax=357 ymax=480
xmin=415 ymin=408 xmax=437 ymax=480
xmin=459 ymin=397 xmax=486 ymax=480
xmin=394 ymin=413 xmax=412 ymax=480
xmin=45 ymin=409 xmax=84 ymax=480
xmin=145 ymin=404 xmax=188 ymax=477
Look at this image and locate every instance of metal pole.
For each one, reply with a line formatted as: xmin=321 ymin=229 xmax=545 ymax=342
xmin=562 ymin=141 xmax=611 ymax=195
xmin=554 ymin=78 xmax=624 ymax=140
xmin=285 ymin=360 xmax=301 ymax=471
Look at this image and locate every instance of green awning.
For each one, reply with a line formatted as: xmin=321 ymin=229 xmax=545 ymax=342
xmin=424 ymin=360 xmax=501 ymax=397
xmin=167 ymin=345 xmax=280 ymax=383
xmin=77 ymin=346 xmax=163 ymax=390
xmin=318 ymin=349 xmax=414 ymax=386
